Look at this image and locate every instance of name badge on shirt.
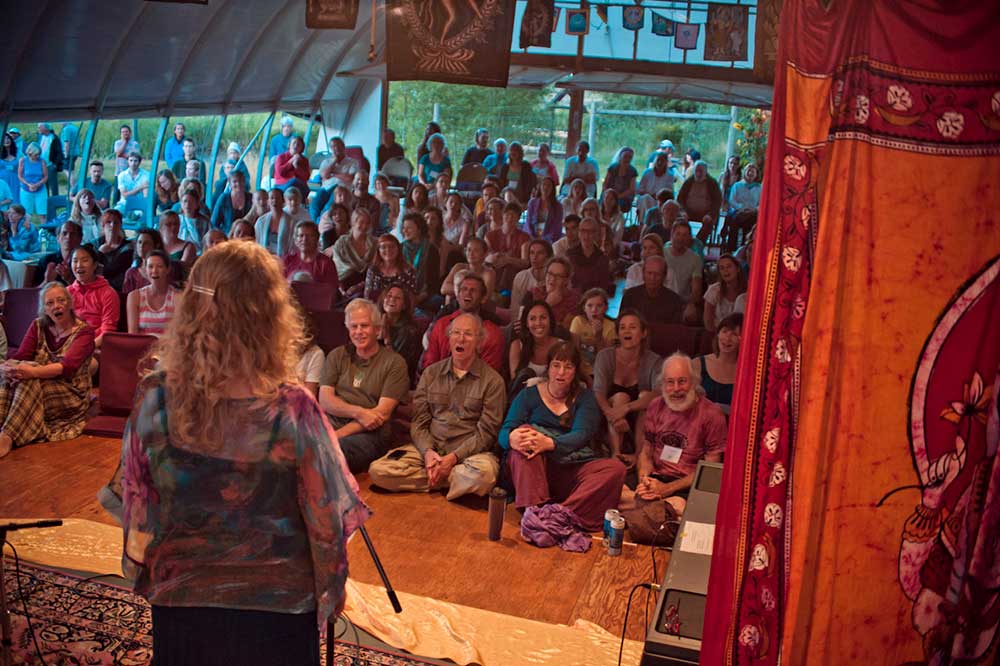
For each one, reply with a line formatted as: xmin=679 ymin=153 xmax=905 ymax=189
xmin=660 ymin=446 xmax=683 ymax=464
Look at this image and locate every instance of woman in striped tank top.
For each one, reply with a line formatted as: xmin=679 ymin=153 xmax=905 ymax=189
xmin=126 ymin=250 xmax=181 ymax=337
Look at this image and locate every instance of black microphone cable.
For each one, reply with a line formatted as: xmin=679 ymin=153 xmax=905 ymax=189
xmin=4 ymin=541 xmax=47 ymax=665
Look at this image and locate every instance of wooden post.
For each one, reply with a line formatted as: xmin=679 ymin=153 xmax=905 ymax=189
xmin=566 ymin=89 xmax=584 ymax=155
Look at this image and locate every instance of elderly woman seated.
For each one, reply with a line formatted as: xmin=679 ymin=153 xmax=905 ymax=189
xmin=499 ymin=342 xmax=626 ymax=550
xmin=0 ymin=282 xmax=95 ymax=458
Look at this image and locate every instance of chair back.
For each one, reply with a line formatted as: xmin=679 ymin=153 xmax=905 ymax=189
xmin=648 ymin=323 xmax=704 ymax=359
xmin=291 ymin=280 xmax=337 ymax=312
xmin=3 ymin=287 xmax=41 ymax=349
xmin=380 ymin=157 xmax=414 ymax=192
xmin=312 ymin=308 xmax=348 ymax=354
xmin=456 ymin=162 xmax=487 ymax=192
xmin=309 ymin=150 xmax=332 ymax=169
xmin=345 ymin=146 xmax=371 ymax=175
xmin=96 ymin=333 xmax=158 ymax=416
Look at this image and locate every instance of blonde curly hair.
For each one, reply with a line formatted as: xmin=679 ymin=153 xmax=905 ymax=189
xmin=151 ymin=241 xmax=305 ymax=446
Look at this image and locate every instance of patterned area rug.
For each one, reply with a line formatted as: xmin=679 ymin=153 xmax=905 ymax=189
xmin=4 ymin=561 xmax=436 ymax=665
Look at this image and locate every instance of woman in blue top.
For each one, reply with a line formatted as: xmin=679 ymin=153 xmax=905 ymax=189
xmin=499 ymin=341 xmax=627 ymax=533
xmin=0 ymin=133 xmax=20 ymax=208
xmin=17 ymin=142 xmax=48 ymax=224
xmin=417 ymin=133 xmax=452 ymax=187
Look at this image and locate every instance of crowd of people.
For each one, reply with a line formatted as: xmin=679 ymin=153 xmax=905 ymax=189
xmin=1 ymin=119 xmax=762 ymax=557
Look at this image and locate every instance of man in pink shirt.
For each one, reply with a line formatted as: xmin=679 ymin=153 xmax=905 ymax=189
xmin=620 ymin=352 xmax=728 ymax=543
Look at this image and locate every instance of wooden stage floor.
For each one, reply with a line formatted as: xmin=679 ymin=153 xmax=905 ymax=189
xmin=0 ymin=434 xmax=662 ymax=643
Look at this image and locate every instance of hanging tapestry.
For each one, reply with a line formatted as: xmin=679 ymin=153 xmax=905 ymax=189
xmin=305 ymin=0 xmax=359 ymax=29
xmin=386 ymin=0 xmax=517 ymax=88
xmin=674 ymin=22 xmax=700 ymax=50
xmin=651 ymin=12 xmax=674 ymax=37
xmin=701 ymin=2 xmax=1000 ymax=666
xmin=623 ymin=6 xmax=645 ymax=32
xmin=704 ymin=3 xmax=748 ymax=61
xmin=752 ymin=0 xmax=781 ymax=84
xmin=519 ymin=0 xmax=555 ymax=49
xmin=565 ymin=8 xmax=589 ymax=36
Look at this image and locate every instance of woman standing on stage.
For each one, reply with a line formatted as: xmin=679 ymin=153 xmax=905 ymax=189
xmin=120 ymin=241 xmax=369 ymax=664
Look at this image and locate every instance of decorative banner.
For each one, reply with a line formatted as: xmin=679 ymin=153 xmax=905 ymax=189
xmin=753 ymin=0 xmax=781 ymax=84
xmin=565 ymin=8 xmax=590 ymax=36
xmin=595 ymin=6 xmax=609 ymax=25
xmin=623 ymin=6 xmax=645 ymax=31
xmin=519 ymin=0 xmax=555 ymax=49
xmin=386 ymin=0 xmax=517 ymax=88
xmin=674 ymin=22 xmax=700 ymax=49
xmin=705 ymin=3 xmax=749 ymax=61
xmin=306 ymin=0 xmax=359 ymax=29
xmin=651 ymin=11 xmax=675 ymax=36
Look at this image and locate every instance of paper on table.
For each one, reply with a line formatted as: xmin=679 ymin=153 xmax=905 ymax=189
xmin=678 ymin=521 xmax=715 ymax=556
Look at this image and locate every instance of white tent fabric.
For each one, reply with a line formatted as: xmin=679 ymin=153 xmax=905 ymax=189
xmin=0 ymin=0 xmax=384 ymax=122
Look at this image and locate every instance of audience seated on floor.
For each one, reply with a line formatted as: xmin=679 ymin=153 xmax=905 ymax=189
xmin=330 ymin=208 xmax=376 ymax=298
xmin=510 ymin=239 xmax=551 ymax=316
xmin=566 ymin=216 xmax=612 ymax=296
xmin=619 ymin=352 xmax=728 ymax=544
xmin=509 ymin=300 xmax=564 ymax=398
xmin=593 ymin=310 xmax=664 ymax=466
xmin=365 ymin=233 xmax=417 ymax=302
xmin=96 ymin=209 xmax=134 ymax=292
xmin=283 ymin=220 xmax=339 ymax=290
xmin=377 ymin=285 xmax=422 ymax=385
xmin=696 ymin=312 xmax=742 ymax=413
xmin=422 ymin=273 xmax=504 ymax=374
xmin=126 ymin=250 xmax=180 ymax=337
xmin=66 ymin=244 xmax=119 ymax=349
xmin=569 ymin=288 xmax=616 ymax=376
xmin=499 ymin=341 xmax=627 ymax=550
xmin=318 ymin=298 xmax=409 ymax=473
xmin=370 ymin=312 xmax=505 ymax=500
xmin=620 ymin=254 xmax=684 ymax=325
xmin=664 ymin=220 xmax=704 ymax=324
xmin=0 ymin=282 xmax=95 ymax=458
xmin=441 ymin=237 xmax=496 ymax=305
xmin=704 ymin=253 xmax=747 ymax=331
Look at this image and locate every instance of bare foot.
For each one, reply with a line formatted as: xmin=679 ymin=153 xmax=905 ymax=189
xmin=0 ymin=433 xmax=13 ymax=459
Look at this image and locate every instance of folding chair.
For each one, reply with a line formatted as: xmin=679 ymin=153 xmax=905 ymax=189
xmin=309 ymin=151 xmax=332 ymax=169
xmin=2 ymin=287 xmax=41 ymax=350
xmin=83 ymin=332 xmax=158 ymax=437
xmin=380 ymin=157 xmax=413 ymax=194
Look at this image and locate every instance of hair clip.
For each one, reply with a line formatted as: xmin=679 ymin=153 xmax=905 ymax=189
xmin=191 ymin=285 xmax=215 ymax=296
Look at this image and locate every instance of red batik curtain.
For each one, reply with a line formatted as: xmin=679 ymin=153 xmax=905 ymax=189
xmin=702 ymin=2 xmax=1000 ymax=665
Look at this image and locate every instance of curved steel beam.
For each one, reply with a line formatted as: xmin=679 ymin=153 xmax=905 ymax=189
xmin=164 ymin=0 xmax=236 ymax=115
xmin=95 ymin=2 xmax=151 ymax=115
xmin=309 ymin=14 xmax=376 ymax=111
xmin=2 ymin=0 xmax=55 ymax=117
xmin=222 ymin=0 xmax=297 ymax=114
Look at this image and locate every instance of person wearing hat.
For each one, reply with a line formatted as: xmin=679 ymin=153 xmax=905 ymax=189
xmin=218 ymin=142 xmax=250 ymax=184
xmin=269 ymin=116 xmax=296 ymax=160
xmin=561 ymin=140 xmax=599 ymax=198
xmin=8 ymin=128 xmax=25 ymax=156
xmin=36 ymin=123 xmax=64 ymax=197
xmin=163 ymin=123 xmax=187 ymax=167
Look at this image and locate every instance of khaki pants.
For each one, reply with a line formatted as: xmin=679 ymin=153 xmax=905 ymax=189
xmin=369 ymin=444 xmax=499 ymax=501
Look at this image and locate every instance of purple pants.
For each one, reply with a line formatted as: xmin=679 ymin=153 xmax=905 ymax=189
xmin=507 ymin=451 xmax=626 ymax=532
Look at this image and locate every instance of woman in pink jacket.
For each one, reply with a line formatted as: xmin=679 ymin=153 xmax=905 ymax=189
xmin=67 ymin=244 xmax=120 ymax=349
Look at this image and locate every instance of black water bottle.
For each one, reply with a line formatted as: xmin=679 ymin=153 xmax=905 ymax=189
xmin=487 ymin=487 xmax=507 ymax=541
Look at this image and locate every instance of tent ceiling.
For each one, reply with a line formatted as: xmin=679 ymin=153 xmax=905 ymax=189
xmin=0 ymin=0 xmax=384 ymax=122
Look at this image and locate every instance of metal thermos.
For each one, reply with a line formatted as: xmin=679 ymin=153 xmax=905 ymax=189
xmin=487 ymin=487 xmax=507 ymax=541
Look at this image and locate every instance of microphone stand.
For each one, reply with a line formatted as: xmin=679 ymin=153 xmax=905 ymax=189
xmin=326 ymin=526 xmax=401 ymax=666
xmin=0 ymin=520 xmax=63 ymax=666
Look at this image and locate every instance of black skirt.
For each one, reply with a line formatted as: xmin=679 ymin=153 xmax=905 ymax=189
xmin=151 ymin=605 xmax=320 ymax=666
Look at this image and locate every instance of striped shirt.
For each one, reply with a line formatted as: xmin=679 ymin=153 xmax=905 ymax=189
xmin=137 ymin=286 xmax=178 ymax=337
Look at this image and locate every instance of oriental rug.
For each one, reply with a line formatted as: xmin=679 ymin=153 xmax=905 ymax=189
xmin=2 ymin=561 xmax=434 ymax=666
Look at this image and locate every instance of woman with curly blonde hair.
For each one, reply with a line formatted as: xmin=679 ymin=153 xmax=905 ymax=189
xmin=115 ymin=241 xmax=369 ymax=665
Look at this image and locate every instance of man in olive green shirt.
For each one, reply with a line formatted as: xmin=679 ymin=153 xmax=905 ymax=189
xmin=369 ymin=313 xmax=506 ymax=500
xmin=319 ymin=299 xmax=409 ymax=473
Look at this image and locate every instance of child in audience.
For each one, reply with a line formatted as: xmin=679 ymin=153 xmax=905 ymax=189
xmin=569 ymin=288 xmax=616 ymax=378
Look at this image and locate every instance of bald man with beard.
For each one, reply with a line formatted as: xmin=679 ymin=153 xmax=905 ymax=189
xmin=619 ymin=352 xmax=727 ymax=544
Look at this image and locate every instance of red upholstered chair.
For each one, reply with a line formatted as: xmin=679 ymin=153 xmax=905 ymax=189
xmin=345 ymin=146 xmax=371 ymax=176
xmin=291 ymin=280 xmax=337 ymax=312
xmin=312 ymin=308 xmax=348 ymax=354
xmin=648 ymin=323 xmax=704 ymax=359
xmin=2 ymin=287 xmax=41 ymax=350
xmin=84 ymin=332 xmax=158 ymax=438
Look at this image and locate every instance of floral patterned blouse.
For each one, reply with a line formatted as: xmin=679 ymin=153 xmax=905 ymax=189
xmin=121 ymin=372 xmax=370 ymax=626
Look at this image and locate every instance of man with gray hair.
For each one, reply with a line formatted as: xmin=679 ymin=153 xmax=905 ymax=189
xmin=620 ymin=254 xmax=684 ymax=324
xmin=619 ymin=352 xmax=728 ymax=543
xmin=369 ymin=312 xmax=506 ymax=499
xmin=319 ymin=298 xmax=410 ymax=473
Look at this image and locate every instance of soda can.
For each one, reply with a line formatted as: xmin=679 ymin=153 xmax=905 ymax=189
xmin=603 ymin=509 xmax=621 ymax=541
xmin=608 ymin=516 xmax=626 ymax=556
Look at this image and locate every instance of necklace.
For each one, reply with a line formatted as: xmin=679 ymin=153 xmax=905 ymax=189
xmin=545 ymin=381 xmax=570 ymax=401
